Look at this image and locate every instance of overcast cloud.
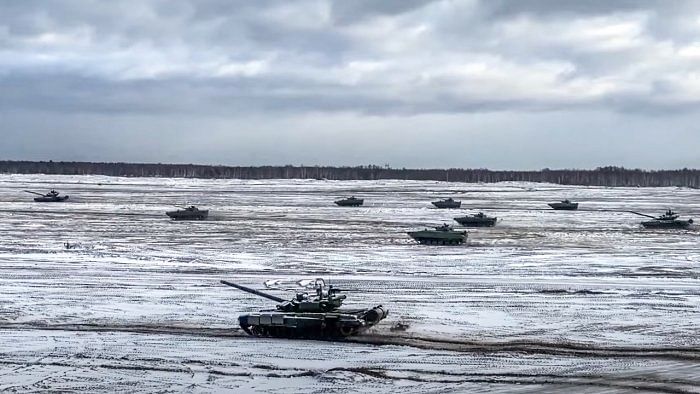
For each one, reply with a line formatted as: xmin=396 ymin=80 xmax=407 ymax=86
xmin=1 ymin=0 xmax=699 ymax=169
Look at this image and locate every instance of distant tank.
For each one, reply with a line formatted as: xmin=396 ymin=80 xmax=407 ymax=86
xmin=334 ymin=196 xmax=364 ymax=207
xmin=221 ymin=279 xmax=388 ymax=339
xmin=631 ymin=210 xmax=694 ymax=229
xmin=548 ymin=199 xmax=579 ymax=210
xmin=407 ymin=223 xmax=467 ymax=245
xmin=431 ymin=197 xmax=461 ymax=209
xmin=166 ymin=205 xmax=209 ymax=220
xmin=25 ymin=190 xmax=69 ymax=202
xmin=454 ymin=212 xmax=497 ymax=227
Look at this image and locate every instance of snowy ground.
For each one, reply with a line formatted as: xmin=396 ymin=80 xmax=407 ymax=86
xmin=0 ymin=174 xmax=698 ymax=393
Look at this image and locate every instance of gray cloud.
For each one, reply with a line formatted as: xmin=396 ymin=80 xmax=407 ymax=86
xmin=1 ymin=0 xmax=699 ymax=168
xmin=483 ymin=0 xmax=666 ymax=17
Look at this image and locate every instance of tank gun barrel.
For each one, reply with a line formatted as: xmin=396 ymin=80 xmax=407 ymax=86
xmin=629 ymin=211 xmax=658 ymax=219
xmin=24 ymin=190 xmax=45 ymax=196
xmin=220 ymin=280 xmax=286 ymax=303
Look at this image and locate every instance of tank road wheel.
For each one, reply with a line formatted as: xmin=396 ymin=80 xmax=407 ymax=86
xmin=320 ymin=321 xmax=331 ymax=338
xmin=276 ymin=327 xmax=287 ymax=338
xmin=338 ymin=326 xmax=356 ymax=337
xmin=282 ymin=327 xmax=294 ymax=338
xmin=240 ymin=325 xmax=253 ymax=335
xmin=251 ymin=326 xmax=263 ymax=337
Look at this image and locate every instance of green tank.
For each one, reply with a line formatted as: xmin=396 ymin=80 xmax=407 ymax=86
xmin=25 ymin=190 xmax=69 ymax=202
xmin=221 ymin=279 xmax=388 ymax=339
xmin=334 ymin=196 xmax=364 ymax=206
xmin=431 ymin=197 xmax=461 ymax=209
xmin=548 ymin=199 xmax=579 ymax=210
xmin=407 ymin=223 xmax=467 ymax=245
xmin=166 ymin=205 xmax=209 ymax=220
xmin=454 ymin=212 xmax=497 ymax=227
xmin=631 ymin=210 xmax=694 ymax=229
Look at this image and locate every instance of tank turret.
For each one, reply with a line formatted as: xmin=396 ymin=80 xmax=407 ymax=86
xmin=221 ymin=279 xmax=347 ymax=313
xmin=657 ymin=210 xmax=680 ymax=220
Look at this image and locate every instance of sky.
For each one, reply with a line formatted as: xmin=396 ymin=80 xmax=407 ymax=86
xmin=1 ymin=0 xmax=700 ymax=170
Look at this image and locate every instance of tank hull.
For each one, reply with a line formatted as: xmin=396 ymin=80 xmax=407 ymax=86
xmin=238 ymin=306 xmax=388 ymax=339
xmin=453 ymin=216 xmax=497 ymax=227
xmin=641 ymin=220 xmax=692 ymax=229
xmin=166 ymin=210 xmax=209 ymax=220
xmin=407 ymin=230 xmax=467 ymax=245
xmin=334 ymin=199 xmax=363 ymax=207
xmin=34 ymin=195 xmax=69 ymax=202
xmin=548 ymin=202 xmax=578 ymax=210
xmin=432 ymin=201 xmax=461 ymax=209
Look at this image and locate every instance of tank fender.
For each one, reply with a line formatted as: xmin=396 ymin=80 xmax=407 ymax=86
xmin=238 ymin=315 xmax=253 ymax=335
xmin=363 ymin=306 xmax=389 ymax=324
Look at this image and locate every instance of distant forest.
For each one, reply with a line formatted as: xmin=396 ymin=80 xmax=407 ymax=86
xmin=1 ymin=161 xmax=699 ymax=188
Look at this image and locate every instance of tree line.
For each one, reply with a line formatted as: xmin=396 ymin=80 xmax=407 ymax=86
xmin=0 ymin=161 xmax=698 ymax=188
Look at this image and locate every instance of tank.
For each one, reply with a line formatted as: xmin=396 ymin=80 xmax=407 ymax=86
xmin=334 ymin=196 xmax=364 ymax=207
xmin=431 ymin=197 xmax=461 ymax=209
xmin=166 ymin=205 xmax=209 ymax=220
xmin=454 ymin=212 xmax=497 ymax=227
xmin=631 ymin=210 xmax=694 ymax=229
xmin=548 ymin=199 xmax=579 ymax=210
xmin=407 ymin=223 xmax=467 ymax=245
xmin=25 ymin=190 xmax=69 ymax=202
xmin=221 ymin=279 xmax=388 ymax=339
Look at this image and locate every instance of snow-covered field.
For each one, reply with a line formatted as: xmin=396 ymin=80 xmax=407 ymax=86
xmin=0 ymin=174 xmax=698 ymax=393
